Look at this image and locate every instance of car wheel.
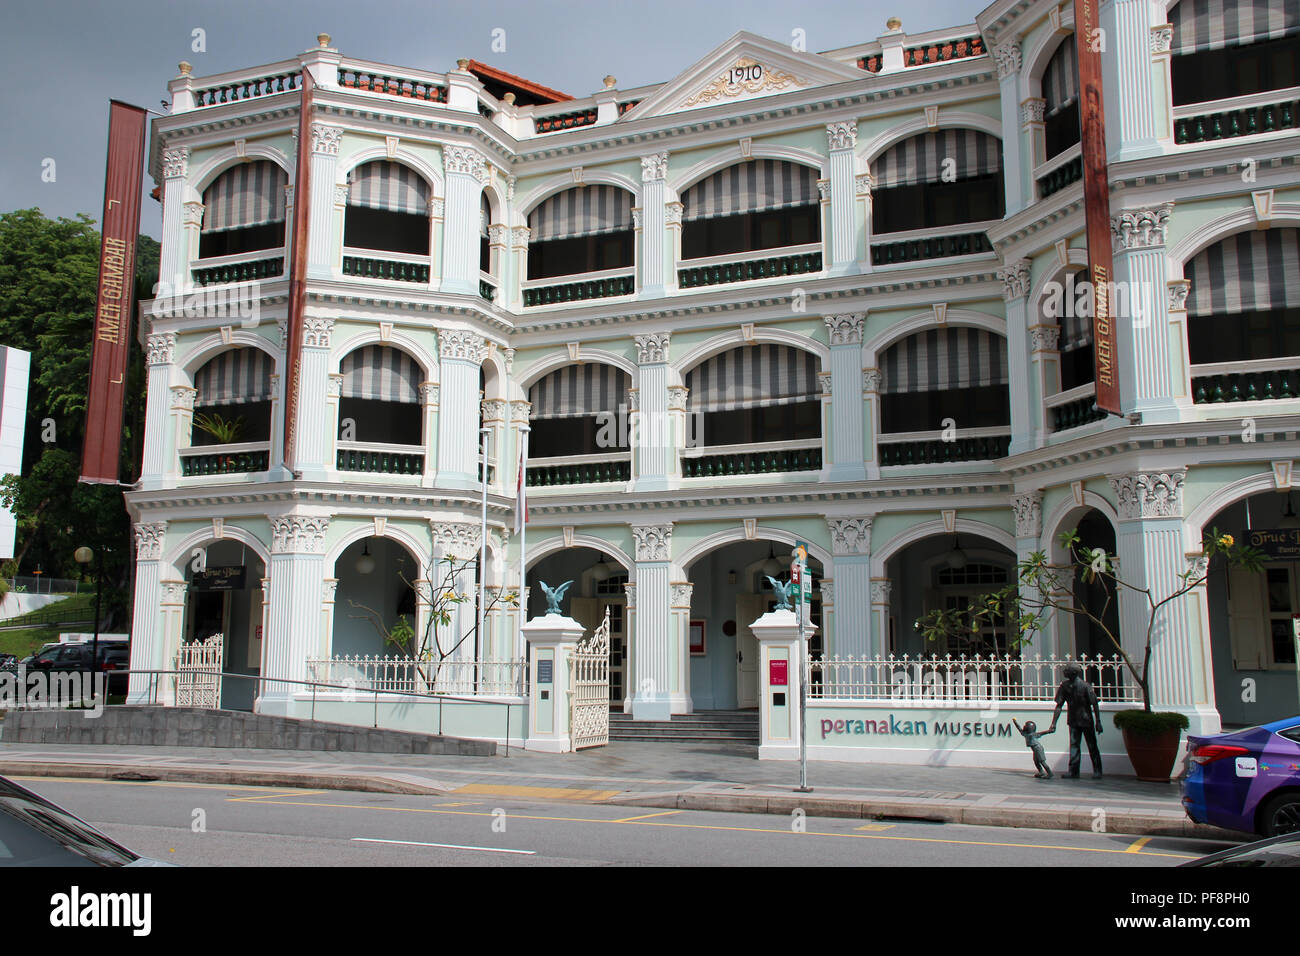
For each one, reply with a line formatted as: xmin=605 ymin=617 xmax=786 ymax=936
xmin=1259 ymin=792 xmax=1300 ymax=837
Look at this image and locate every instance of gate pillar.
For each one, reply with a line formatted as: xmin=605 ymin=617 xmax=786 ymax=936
xmin=752 ymin=608 xmax=812 ymax=760
xmin=523 ymin=612 xmax=586 ymax=753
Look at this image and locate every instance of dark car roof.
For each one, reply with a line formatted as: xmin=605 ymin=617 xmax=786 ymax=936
xmin=0 ymin=775 xmax=139 ymax=867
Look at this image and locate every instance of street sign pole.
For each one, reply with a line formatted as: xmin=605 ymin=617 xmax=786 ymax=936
xmin=793 ymin=542 xmax=811 ymax=793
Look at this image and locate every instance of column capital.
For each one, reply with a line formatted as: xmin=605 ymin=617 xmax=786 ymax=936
xmin=862 ymin=368 xmax=881 ymax=394
xmin=303 ymin=317 xmax=335 ymax=349
xmin=162 ymin=146 xmax=189 ymax=179
xmin=664 ymin=201 xmax=683 ymax=227
xmin=310 ymin=124 xmax=343 ymax=156
xmin=826 ymin=120 xmax=858 ymax=151
xmin=667 ymin=385 xmax=689 ymax=412
xmin=430 ymin=520 xmax=481 ymax=560
xmin=146 ymin=331 xmax=176 ymax=365
xmin=1109 ymin=470 xmax=1186 ymax=520
xmin=1150 ymin=24 xmax=1173 ymax=55
xmin=1011 ymin=490 xmax=1043 ymax=539
xmin=631 ymin=523 xmax=672 ymax=562
xmin=510 ymin=399 xmax=532 ymax=424
xmin=481 ymin=398 xmax=507 ymax=422
xmin=181 ymin=201 xmax=205 ymax=228
xmin=439 ymin=328 xmax=486 ymax=362
xmin=670 ymin=582 xmax=693 ymax=609
xmin=1111 ymin=203 xmax=1174 ymax=252
xmin=640 ymin=151 xmax=669 ymax=182
xmin=269 ymin=515 xmax=330 ymax=553
xmin=824 ymin=312 xmax=865 ymax=345
xmin=870 ymin=579 xmax=892 ymax=605
xmin=1029 ymin=325 xmax=1060 ymax=352
xmin=826 ymin=516 xmax=872 ymax=555
xmin=170 ymin=385 xmax=196 ymax=411
xmin=993 ymin=39 xmax=1022 ymax=79
xmin=998 ymin=258 xmax=1032 ymax=301
xmin=443 ymin=144 xmax=488 ymax=182
xmin=1020 ymin=97 xmax=1045 ymax=127
xmin=634 ymin=332 xmax=670 ymax=365
xmin=1167 ymin=279 xmax=1190 ymax=314
xmin=134 ymin=521 xmax=168 ymax=560
xmin=510 ymin=225 xmax=531 ymax=249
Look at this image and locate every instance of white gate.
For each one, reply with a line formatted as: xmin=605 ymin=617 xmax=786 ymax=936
xmin=570 ymin=610 xmax=610 ymax=750
xmin=175 ymin=634 xmax=223 ymax=708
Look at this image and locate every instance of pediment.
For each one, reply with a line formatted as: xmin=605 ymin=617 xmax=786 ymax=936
xmin=623 ymin=31 xmax=864 ymax=120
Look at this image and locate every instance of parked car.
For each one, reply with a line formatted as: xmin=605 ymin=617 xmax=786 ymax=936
xmin=1181 ymin=831 xmax=1300 ymax=867
xmin=0 ymin=774 xmax=172 ymax=866
xmin=17 ymin=641 xmax=130 ymax=698
xmin=1182 ymin=716 xmax=1300 ymax=837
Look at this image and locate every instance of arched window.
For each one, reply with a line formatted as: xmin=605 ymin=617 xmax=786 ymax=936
xmin=338 ymin=345 xmax=423 ymax=447
xmin=190 ymin=348 xmax=274 ymax=445
xmin=526 ymin=185 xmax=635 ymax=280
xmin=1170 ymin=0 xmax=1299 ymax=108
xmin=871 ymin=130 xmax=1004 ymax=240
xmin=480 ymin=193 xmax=493 ymax=274
xmin=1042 ymin=34 xmax=1080 ymax=160
xmin=680 ymin=160 xmax=821 ymax=260
xmin=528 ymin=363 xmax=632 ymax=459
xmin=343 ymin=161 xmax=430 ymax=255
xmin=879 ymin=327 xmax=1009 ymax=436
xmin=199 ymin=161 xmax=287 ymax=259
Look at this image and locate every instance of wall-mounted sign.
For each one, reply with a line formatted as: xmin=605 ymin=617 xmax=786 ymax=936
xmin=770 ymin=660 xmax=788 ymax=687
xmin=1242 ymin=528 xmax=1300 ymax=560
xmin=191 ymin=566 xmax=246 ymax=591
xmin=538 ymin=659 xmax=553 ymax=684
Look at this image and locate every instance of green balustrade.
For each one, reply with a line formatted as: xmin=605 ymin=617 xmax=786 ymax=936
xmin=1175 ymin=99 xmax=1298 ymax=145
xmin=1050 ymin=395 xmax=1109 ymax=432
xmin=870 ymin=231 xmax=992 ymax=266
xmin=525 ymin=460 xmax=631 ymax=486
xmin=336 ymin=449 xmax=424 ymax=475
xmin=523 ymin=274 xmax=634 ymax=307
xmin=1037 ymin=155 xmax=1083 ymax=198
xmin=195 ymin=71 xmax=299 ymax=108
xmin=1192 ymin=368 xmax=1298 ymax=405
xmin=181 ymin=450 xmax=269 ymax=476
xmin=191 ymin=257 xmax=283 ymax=287
xmin=677 ymin=251 xmax=822 ymax=289
xmin=680 ymin=447 xmax=823 ymax=478
xmin=342 ymin=256 xmax=430 ymax=283
xmin=878 ymin=435 xmax=1010 ymax=466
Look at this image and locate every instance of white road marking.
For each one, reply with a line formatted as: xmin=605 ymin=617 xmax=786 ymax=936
xmin=350 ymin=837 xmax=536 ymax=855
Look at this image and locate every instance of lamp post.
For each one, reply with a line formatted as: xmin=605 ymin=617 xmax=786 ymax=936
xmin=74 ymin=546 xmax=102 ymax=701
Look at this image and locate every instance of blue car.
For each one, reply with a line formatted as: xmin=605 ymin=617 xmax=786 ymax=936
xmin=1182 ymin=716 xmax=1300 ymax=837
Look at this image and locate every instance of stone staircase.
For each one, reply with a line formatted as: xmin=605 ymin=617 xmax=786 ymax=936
xmin=608 ymin=709 xmax=759 ymax=744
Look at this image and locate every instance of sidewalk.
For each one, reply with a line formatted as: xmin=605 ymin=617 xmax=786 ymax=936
xmin=0 ymin=738 xmax=1239 ymax=840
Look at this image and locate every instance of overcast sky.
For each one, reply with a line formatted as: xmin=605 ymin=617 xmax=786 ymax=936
xmin=1 ymin=0 xmax=976 ymax=238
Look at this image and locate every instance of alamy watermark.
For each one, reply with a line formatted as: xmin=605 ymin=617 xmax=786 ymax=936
xmin=0 ymin=668 xmax=106 ymax=717
xmin=151 ymin=279 xmax=261 ymax=325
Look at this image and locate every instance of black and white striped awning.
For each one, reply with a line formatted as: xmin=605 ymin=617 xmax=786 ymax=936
xmin=1171 ymin=0 xmax=1299 ymax=56
xmin=1186 ymin=228 xmax=1300 ymax=316
xmin=872 ymin=130 xmax=1003 ymax=190
xmin=685 ymin=345 xmax=821 ymax=414
xmin=341 ymin=346 xmax=422 ymax=404
xmin=682 ymin=161 xmax=820 ymax=223
xmin=194 ymin=348 xmax=274 ymax=405
xmin=529 ymin=364 xmax=631 ymax=420
xmin=1043 ymin=34 xmax=1078 ymax=116
xmin=347 ymin=161 xmax=430 ymax=216
xmin=881 ymin=328 xmax=1008 ymax=394
xmin=201 ymin=161 xmax=287 ymax=233
xmin=528 ymin=186 xmax=635 ymax=244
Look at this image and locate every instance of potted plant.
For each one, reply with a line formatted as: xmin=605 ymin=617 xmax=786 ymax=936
xmin=918 ymin=527 xmax=1263 ymax=781
xmin=191 ymin=412 xmax=245 ymax=471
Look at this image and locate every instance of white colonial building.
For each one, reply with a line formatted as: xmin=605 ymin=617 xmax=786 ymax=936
xmin=128 ymin=0 xmax=1299 ymax=742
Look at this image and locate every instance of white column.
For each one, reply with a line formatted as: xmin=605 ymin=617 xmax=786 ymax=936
xmin=168 ymin=385 xmax=194 ymax=484
xmin=622 ymin=582 xmax=636 ymax=714
xmin=992 ymin=41 xmax=1028 ymax=214
xmin=127 ymin=523 xmax=167 ymax=704
xmin=826 ymin=517 xmax=872 ymax=657
xmin=1029 ymin=326 xmax=1061 ymax=447
xmin=156 ymin=579 xmax=187 ymax=706
xmin=157 ymin=147 xmax=190 ymax=296
xmin=752 ymin=607 xmax=809 ymax=760
xmin=632 ymin=332 xmax=673 ymax=492
xmin=630 ymin=524 xmax=673 ymax=720
xmin=667 ymin=386 xmax=688 ymax=483
xmin=1011 ymin=492 xmax=1054 ymax=656
xmin=441 ymin=146 xmax=488 ymax=295
xmin=291 ymin=317 xmax=334 ymax=479
xmin=436 ymin=329 xmax=485 ymax=489
xmin=862 ymin=369 xmax=881 ymax=480
xmin=1101 ymin=0 xmax=1161 ymax=161
xmin=325 ymin=373 xmax=342 ymax=475
xmin=421 ymin=382 xmax=439 ymax=486
xmin=870 ymin=578 xmax=892 ymax=655
xmin=259 ymin=515 xmax=329 ymax=714
xmin=826 ymin=122 xmax=858 ymax=276
xmin=669 ymin=582 xmax=693 ymax=714
xmin=509 ymin=226 xmax=529 ymax=310
xmin=481 ymin=398 xmax=507 ymax=492
xmin=139 ymin=333 xmax=175 ymax=490
xmin=1112 ymin=203 xmax=1181 ymax=423
xmin=855 ymin=173 xmax=874 ymax=271
xmin=999 ymin=260 xmax=1034 ymax=455
xmin=307 ymin=124 xmax=342 ymax=279
xmin=640 ymin=152 xmax=669 ymax=297
xmin=428 ymin=196 xmax=445 ymax=292
xmin=824 ymin=313 xmax=866 ymax=481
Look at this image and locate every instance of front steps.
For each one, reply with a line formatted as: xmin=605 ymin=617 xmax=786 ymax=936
xmin=608 ymin=709 xmax=759 ymax=744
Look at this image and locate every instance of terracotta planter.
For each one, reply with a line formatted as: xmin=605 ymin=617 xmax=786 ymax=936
xmin=1121 ymin=726 xmax=1183 ymax=781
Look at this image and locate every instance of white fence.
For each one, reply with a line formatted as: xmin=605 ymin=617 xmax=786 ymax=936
xmin=807 ymin=654 xmax=1140 ymax=704
xmin=306 ymin=656 xmax=526 ymax=697
xmin=174 ymin=635 xmax=223 ymax=708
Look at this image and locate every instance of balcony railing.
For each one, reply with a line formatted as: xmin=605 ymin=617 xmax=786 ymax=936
xmin=342 ymin=249 xmax=430 ymax=284
xmin=677 ymin=245 xmax=822 ymax=289
xmin=336 ymin=63 xmax=447 ymax=103
xmin=878 ymin=430 xmax=1010 ymax=466
xmin=180 ymin=443 xmax=270 ymax=476
xmin=336 ymin=443 xmax=424 ymax=476
xmin=1035 ymin=144 xmax=1082 ymax=199
xmin=193 ymin=67 xmax=300 ymax=108
xmin=534 ymin=107 xmax=598 ymax=134
xmin=522 ymin=269 xmax=635 ymax=307
xmin=871 ymin=225 xmax=994 ymax=266
xmin=681 ymin=442 xmax=822 ymax=478
xmin=902 ymin=35 xmax=986 ymax=67
xmin=1174 ymin=87 xmax=1300 ymax=145
xmin=1046 ymin=382 xmax=1108 ymax=433
xmin=527 ymin=454 xmax=631 ymax=487
xmin=1192 ymin=358 xmax=1300 ymax=404
xmin=191 ymin=252 xmax=284 ymax=287
xmin=479 ymin=272 xmax=498 ymax=303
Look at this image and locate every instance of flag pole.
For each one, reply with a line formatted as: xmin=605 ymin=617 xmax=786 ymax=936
xmin=478 ymin=426 xmax=490 ymax=668
xmin=516 ymin=424 xmax=530 ymax=691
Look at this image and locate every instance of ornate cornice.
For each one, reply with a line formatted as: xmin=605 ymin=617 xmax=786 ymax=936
xmin=146 ymin=332 xmax=176 ymax=365
xmin=827 ymin=516 xmax=872 ymax=555
xmin=444 ymin=145 xmax=488 ymax=182
xmin=825 ymin=312 xmax=864 ymax=346
xmin=310 ymin=124 xmax=343 ymax=156
xmin=1111 ymin=203 xmax=1173 ymax=251
xmin=641 ymin=151 xmax=668 ymax=182
xmin=826 ymin=121 xmax=858 ymax=151
xmin=634 ymin=332 xmax=670 ymax=364
xmin=440 ymin=328 xmax=486 ymax=362
xmin=998 ymin=258 xmax=1031 ymax=301
xmin=631 ymin=523 xmax=672 ymax=562
xmin=1011 ymin=490 xmax=1043 ymax=539
xmin=270 ymin=515 xmax=329 ymax=553
xmin=162 ymin=146 xmax=188 ymax=180
xmin=1110 ymin=470 xmax=1185 ymax=520
xmin=134 ymin=522 xmax=167 ymax=560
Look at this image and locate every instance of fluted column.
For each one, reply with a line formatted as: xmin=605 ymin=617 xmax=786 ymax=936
xmin=854 ymin=173 xmax=873 ymax=271
xmin=1111 ymin=203 xmax=1181 ymax=423
xmin=826 ymin=122 xmax=858 ymax=276
xmin=669 ymin=582 xmax=693 ymax=714
xmin=139 ymin=333 xmax=175 ymax=490
xmin=1100 ymin=0 xmax=1161 ymax=161
xmin=632 ymin=332 xmax=673 ymax=492
xmin=168 ymin=385 xmax=194 ymax=483
xmin=630 ymin=523 xmax=673 ymax=720
xmin=999 ymin=260 xmax=1034 ymax=455
xmin=993 ymin=41 xmax=1028 ymax=213
xmin=291 ymin=317 xmax=334 ymax=479
xmin=420 ymin=382 xmax=440 ymax=486
xmin=481 ymin=398 xmax=507 ymax=492
xmin=862 ymin=369 xmax=881 ymax=480
xmin=436 ymin=329 xmax=486 ymax=489
xmin=260 ymin=514 xmax=329 ymax=714
xmin=441 ymin=146 xmax=488 ymax=295
xmin=307 ymin=124 xmax=342 ymax=279
xmin=640 ymin=152 xmax=669 ymax=297
xmin=1011 ymin=491 xmax=1053 ymax=655
xmin=824 ymin=313 xmax=866 ymax=481
xmin=826 ymin=517 xmax=872 ymax=656
xmin=157 ymin=147 xmax=190 ymax=296
xmin=509 ymin=226 xmax=529 ymax=310
xmin=1029 ymin=325 xmax=1061 ymax=447
xmin=127 ymin=522 xmax=167 ymax=704
xmin=870 ymin=578 xmax=892 ymax=655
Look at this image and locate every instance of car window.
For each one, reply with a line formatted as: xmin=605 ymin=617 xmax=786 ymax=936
xmin=1279 ymin=725 xmax=1300 ymax=745
xmin=0 ymin=797 xmax=137 ymax=866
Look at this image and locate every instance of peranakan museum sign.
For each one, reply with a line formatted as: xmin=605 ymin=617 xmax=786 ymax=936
xmin=1242 ymin=528 xmax=1300 ymax=560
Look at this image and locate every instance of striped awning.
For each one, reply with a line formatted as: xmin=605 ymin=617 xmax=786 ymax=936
xmin=881 ymin=328 xmax=1008 ymax=394
xmin=872 ymin=130 xmax=1003 ymax=190
xmin=201 ymin=161 xmax=287 ymax=233
xmin=341 ymin=346 xmax=422 ymax=403
xmin=194 ymin=348 xmax=274 ymax=405
xmin=347 ymin=161 xmax=430 ymax=216
xmin=682 ymin=160 xmax=820 ymax=223
xmin=1043 ymin=34 xmax=1078 ymax=116
xmin=685 ymin=345 xmax=821 ymax=414
xmin=529 ymin=363 xmax=631 ymax=420
xmin=528 ymin=186 xmax=635 ymax=243
xmin=1171 ymin=0 xmax=1299 ymax=56
xmin=1186 ymin=228 xmax=1300 ymax=317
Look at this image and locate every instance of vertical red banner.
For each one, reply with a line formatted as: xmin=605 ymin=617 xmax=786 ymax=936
xmin=281 ymin=68 xmax=314 ymax=474
xmin=1075 ymin=0 xmax=1120 ymax=414
xmin=81 ymin=101 xmax=149 ymax=484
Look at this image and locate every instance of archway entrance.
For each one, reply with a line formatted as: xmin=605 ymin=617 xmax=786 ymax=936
xmin=181 ymin=539 xmax=266 ymax=711
xmin=332 ymin=536 xmax=420 ymax=658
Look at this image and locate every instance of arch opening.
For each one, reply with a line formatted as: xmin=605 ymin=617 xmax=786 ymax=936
xmin=343 ymin=161 xmax=431 ymax=257
xmin=180 ymin=539 xmax=268 ymax=712
xmin=679 ymin=160 xmax=822 ymax=261
xmin=198 ymin=160 xmax=288 ymax=260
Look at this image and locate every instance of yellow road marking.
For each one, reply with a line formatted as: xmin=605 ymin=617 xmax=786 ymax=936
xmin=228 ymin=789 xmax=331 ymax=802
xmin=231 ymin=794 xmax=1196 ymax=859
xmin=451 ymin=783 xmax=621 ymax=802
xmin=855 ymin=823 xmax=896 ymax=832
xmin=1125 ymin=836 xmax=1153 ymax=853
xmin=612 ymin=810 xmax=683 ymax=823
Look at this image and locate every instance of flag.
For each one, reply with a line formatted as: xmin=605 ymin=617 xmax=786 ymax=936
xmin=514 ymin=447 xmax=527 ymax=535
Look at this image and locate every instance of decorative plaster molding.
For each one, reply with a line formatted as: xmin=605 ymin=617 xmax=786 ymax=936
xmin=664 ymin=201 xmax=684 ymax=227
xmin=181 ymin=201 xmax=204 ymax=228
xmin=1110 ymin=470 xmax=1186 ymax=520
xmin=671 ymin=582 xmax=693 ymax=608
xmin=827 ymin=516 xmax=872 ymax=556
xmin=332 ymin=183 xmax=349 ymax=206
xmin=818 ymin=371 xmax=832 ymax=397
xmin=146 ymin=332 xmax=176 ymax=365
xmin=1011 ymin=490 xmax=1043 ymax=539
xmin=488 ymin=223 xmax=507 ymax=245
xmin=820 ymin=580 xmax=834 ymax=607
xmin=162 ymin=146 xmax=188 ymax=180
xmin=816 ymin=179 xmax=832 ymax=202
xmin=855 ymin=172 xmax=873 ymax=196
xmin=870 ymin=579 xmax=892 ymax=605
xmin=640 ymin=151 xmax=668 ymax=182
xmin=631 ymin=207 xmax=644 ymax=229
xmin=420 ymin=382 xmax=439 ymax=406
xmin=667 ymin=385 xmax=689 ymax=412
xmin=327 ymin=374 xmax=342 ymax=399
xmin=631 ymin=524 xmax=672 ymax=562
xmin=634 ymin=332 xmax=670 ymax=364
xmin=1186 ymin=552 xmax=1209 ymax=579
xmin=998 ymin=259 xmax=1032 ymax=301
xmin=993 ymin=40 xmax=1022 ymax=78
xmin=1167 ymin=280 xmax=1190 ymax=313
xmin=443 ymin=145 xmax=488 ymax=182
xmin=827 ymin=121 xmax=857 ymax=151
xmin=824 ymin=313 xmax=864 ymax=346
xmin=1029 ymin=325 xmax=1060 ymax=352
xmin=310 ymin=124 xmax=343 ymax=156
xmin=510 ymin=225 xmax=531 ymax=248
xmin=439 ymin=329 xmax=486 ymax=363
xmin=624 ymin=583 xmax=636 ymax=608
xmin=431 ymin=520 xmax=481 ymax=561
xmin=862 ymin=368 xmax=881 ymax=394
xmin=134 ymin=522 xmax=167 ymax=560
xmin=1020 ymin=98 xmax=1045 ymax=126
xmin=302 ymin=317 xmax=334 ymax=349
xmin=170 ymin=386 xmax=196 ymax=411
xmin=1150 ymin=25 xmax=1173 ymax=54
xmin=481 ymin=398 xmax=506 ymax=422
xmin=510 ymin=399 xmax=531 ymax=423
xmin=270 ymin=515 xmax=329 ymax=554
xmin=1111 ymin=203 xmax=1173 ymax=251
